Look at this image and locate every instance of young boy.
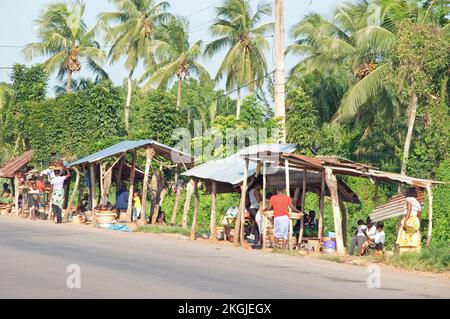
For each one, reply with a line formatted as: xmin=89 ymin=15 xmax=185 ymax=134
xmin=359 ymin=222 xmax=385 ymax=255
xmin=132 ymin=190 xmax=142 ymax=221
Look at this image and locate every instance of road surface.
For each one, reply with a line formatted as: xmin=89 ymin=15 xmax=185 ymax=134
xmin=0 ymin=215 xmax=449 ymax=299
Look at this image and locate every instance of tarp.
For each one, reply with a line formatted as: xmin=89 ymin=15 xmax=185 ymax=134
xmin=182 ymin=144 xmax=297 ymax=186
xmin=69 ymin=140 xmax=194 ymax=168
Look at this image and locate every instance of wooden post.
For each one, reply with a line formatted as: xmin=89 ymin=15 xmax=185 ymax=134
xmin=182 ymin=180 xmax=194 ymax=228
xmin=374 ymin=180 xmax=379 ymax=208
xmin=324 ymin=168 xmax=345 ymax=255
xmin=152 ymin=168 xmax=165 ymax=224
xmin=90 ymin=163 xmax=97 ymax=209
xmin=210 ymin=181 xmax=217 ymax=243
xmin=234 ymin=159 xmax=249 ymax=246
xmin=99 ymin=164 xmax=105 ymax=205
xmin=262 ymin=161 xmax=268 ymax=249
xmin=318 ymin=172 xmax=325 ymax=241
xmin=67 ymin=166 xmax=80 ymax=211
xmin=115 ymin=155 xmax=124 ymax=190
xmin=285 ymin=160 xmax=292 ymax=250
xmin=140 ymin=147 xmax=154 ymax=225
xmin=426 ymin=184 xmax=433 ymax=247
xmin=190 ymin=178 xmax=199 ymax=240
xmin=298 ymin=169 xmax=307 ymax=246
xmin=170 ymin=183 xmax=182 ymax=225
xmin=126 ymin=150 xmax=137 ymax=222
xmin=339 ymin=197 xmax=347 ymax=247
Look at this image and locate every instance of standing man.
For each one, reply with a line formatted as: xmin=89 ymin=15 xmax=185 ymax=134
xmin=267 ymin=189 xmax=303 ymax=249
xmin=50 ymin=168 xmax=71 ymax=224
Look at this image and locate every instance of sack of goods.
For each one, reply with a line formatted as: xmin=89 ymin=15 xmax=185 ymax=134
xmin=49 ymin=160 xmax=65 ymax=170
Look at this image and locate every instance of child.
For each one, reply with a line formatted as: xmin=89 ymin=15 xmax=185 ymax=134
xmin=132 ymin=190 xmax=142 ymax=221
xmin=359 ymin=222 xmax=385 ymax=256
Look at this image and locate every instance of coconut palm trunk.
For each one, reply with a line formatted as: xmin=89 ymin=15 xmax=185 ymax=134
xmin=400 ymin=93 xmax=418 ymax=177
xmin=236 ymin=88 xmax=241 ymax=118
xmin=125 ymin=69 xmax=134 ymax=131
xmin=66 ymin=71 xmax=73 ymax=94
xmin=176 ymin=75 xmax=182 ymax=110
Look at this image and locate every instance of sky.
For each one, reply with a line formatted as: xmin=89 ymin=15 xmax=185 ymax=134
xmin=0 ymin=0 xmax=339 ymax=96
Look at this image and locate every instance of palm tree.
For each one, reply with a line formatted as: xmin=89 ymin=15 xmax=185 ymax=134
xmin=204 ymin=0 xmax=274 ymax=118
xmin=141 ymin=17 xmax=209 ymax=109
xmin=23 ymin=0 xmax=107 ymax=94
xmin=54 ymin=77 xmax=100 ymax=96
xmin=98 ymin=0 xmax=171 ymax=131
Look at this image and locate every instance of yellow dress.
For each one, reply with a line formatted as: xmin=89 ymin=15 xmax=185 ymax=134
xmin=396 ymin=197 xmax=422 ymax=253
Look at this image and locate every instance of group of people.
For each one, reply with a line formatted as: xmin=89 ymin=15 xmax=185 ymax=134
xmin=347 ymin=217 xmax=385 ymax=256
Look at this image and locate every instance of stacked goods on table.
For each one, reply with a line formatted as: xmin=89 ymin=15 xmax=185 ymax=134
xmin=0 ymin=203 xmax=12 ymax=215
xmin=93 ymin=204 xmax=117 ymax=228
xmin=322 ymin=232 xmax=337 ymax=253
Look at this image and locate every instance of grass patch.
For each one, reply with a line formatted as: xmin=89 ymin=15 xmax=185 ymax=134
xmin=385 ymin=247 xmax=450 ymax=273
xmin=137 ymin=225 xmax=191 ymax=237
xmin=319 ymin=254 xmax=344 ymax=263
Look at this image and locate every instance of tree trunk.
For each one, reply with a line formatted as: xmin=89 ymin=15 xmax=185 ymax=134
xmin=210 ymin=181 xmax=217 ymax=243
xmin=66 ymin=71 xmax=73 ymax=94
xmin=426 ymin=184 xmax=433 ymax=248
xmin=182 ymin=180 xmax=194 ymax=228
xmin=339 ymin=198 xmax=347 ymax=247
xmin=125 ymin=69 xmax=134 ymax=131
xmin=400 ymin=93 xmax=418 ymax=178
xmin=324 ymin=168 xmax=346 ymax=255
xmin=176 ymin=75 xmax=182 ymax=110
xmin=318 ymin=172 xmax=325 ymax=241
xmin=140 ymin=148 xmax=154 ymax=225
xmin=170 ymin=184 xmax=182 ymax=226
xmin=190 ymin=179 xmax=199 ymax=240
xmin=90 ymin=163 xmax=97 ymax=210
xmin=67 ymin=166 xmax=80 ymax=211
xmin=236 ymin=88 xmax=241 ymax=118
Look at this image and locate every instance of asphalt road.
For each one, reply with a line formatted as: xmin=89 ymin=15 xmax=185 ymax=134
xmin=0 ymin=215 xmax=449 ymax=299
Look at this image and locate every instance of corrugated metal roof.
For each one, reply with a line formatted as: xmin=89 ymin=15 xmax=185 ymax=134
xmin=370 ymin=190 xmax=426 ymax=222
xmin=182 ymin=144 xmax=297 ymax=186
xmin=0 ymin=150 xmax=34 ymax=178
xmin=69 ymin=140 xmax=194 ymax=167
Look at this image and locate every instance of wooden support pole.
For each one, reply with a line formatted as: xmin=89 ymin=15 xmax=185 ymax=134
xmin=99 ymin=164 xmax=105 ymax=205
xmin=285 ymin=160 xmax=292 ymax=251
xmin=234 ymin=159 xmax=249 ymax=246
xmin=318 ymin=172 xmax=325 ymax=241
xmin=262 ymin=161 xmax=268 ymax=249
xmin=171 ymin=182 xmax=182 ymax=226
xmin=67 ymin=166 xmax=80 ymax=211
xmin=374 ymin=180 xmax=379 ymax=208
xmin=152 ymin=168 xmax=165 ymax=225
xmin=339 ymin=197 xmax=347 ymax=247
xmin=116 ymin=155 xmax=124 ymax=190
xmin=190 ymin=178 xmax=199 ymax=240
xmin=140 ymin=147 xmax=155 ymax=225
xmin=298 ymin=169 xmax=307 ymax=246
xmin=126 ymin=150 xmax=137 ymax=222
xmin=182 ymin=179 xmax=194 ymax=228
xmin=426 ymin=184 xmax=433 ymax=248
xmin=210 ymin=181 xmax=217 ymax=243
xmin=90 ymin=163 xmax=97 ymax=210
xmin=324 ymin=168 xmax=345 ymax=255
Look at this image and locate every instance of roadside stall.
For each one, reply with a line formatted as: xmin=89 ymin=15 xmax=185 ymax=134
xmin=242 ymin=152 xmax=445 ymax=255
xmin=68 ymin=140 xmax=193 ymax=229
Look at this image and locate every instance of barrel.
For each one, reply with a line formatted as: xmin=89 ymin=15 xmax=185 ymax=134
xmin=94 ymin=212 xmax=117 ymax=228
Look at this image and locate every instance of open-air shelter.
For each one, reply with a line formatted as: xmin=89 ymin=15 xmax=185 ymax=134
xmin=68 ymin=140 xmax=194 ymax=224
xmin=241 ymin=151 xmax=445 ymax=254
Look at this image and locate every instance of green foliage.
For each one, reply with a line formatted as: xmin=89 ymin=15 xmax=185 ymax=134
xmin=386 ymin=247 xmax=450 ymax=273
xmin=130 ymin=90 xmax=181 ymax=146
xmin=285 ymin=87 xmax=319 ymax=153
xmin=22 ymin=80 xmax=125 ymax=164
xmin=11 ymin=64 xmax=48 ymax=103
xmin=429 ymin=159 xmax=450 ymax=246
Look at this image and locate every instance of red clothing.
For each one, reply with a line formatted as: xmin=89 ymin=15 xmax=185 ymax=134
xmin=270 ymin=194 xmax=292 ymax=217
xmin=36 ymin=180 xmax=46 ymax=192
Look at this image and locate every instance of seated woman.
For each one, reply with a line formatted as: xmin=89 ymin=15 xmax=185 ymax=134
xmin=359 ymin=222 xmax=385 ymax=256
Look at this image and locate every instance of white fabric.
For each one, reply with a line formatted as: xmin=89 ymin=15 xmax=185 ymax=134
xmin=274 ymin=215 xmax=290 ymax=239
xmin=367 ymin=225 xmax=377 ymax=240
xmin=28 ymin=188 xmax=39 ymax=194
xmin=404 ymin=197 xmax=421 ymax=217
xmin=225 ymin=206 xmax=239 ymax=218
xmin=374 ymin=231 xmax=385 ymax=244
xmin=50 ymin=176 xmax=66 ymax=190
xmin=356 ymin=225 xmax=367 ymax=237
xmin=249 ymin=189 xmax=259 ymax=209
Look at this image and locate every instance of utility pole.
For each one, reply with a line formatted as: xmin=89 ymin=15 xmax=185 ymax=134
xmin=274 ymin=0 xmax=286 ymax=143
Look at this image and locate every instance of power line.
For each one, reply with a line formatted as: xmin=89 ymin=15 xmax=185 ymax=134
xmin=185 ymin=0 xmax=221 ymax=18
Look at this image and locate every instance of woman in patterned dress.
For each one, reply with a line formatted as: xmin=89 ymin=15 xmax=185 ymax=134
xmin=396 ymin=187 xmax=422 ymax=253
